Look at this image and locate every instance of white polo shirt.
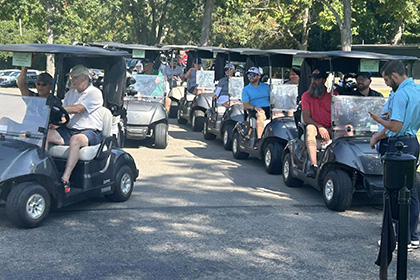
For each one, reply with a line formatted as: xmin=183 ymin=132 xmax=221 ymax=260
xmin=63 ymin=84 xmax=103 ymax=131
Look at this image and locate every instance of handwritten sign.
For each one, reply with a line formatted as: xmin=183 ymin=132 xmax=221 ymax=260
xmin=12 ymin=52 xmax=32 ymax=67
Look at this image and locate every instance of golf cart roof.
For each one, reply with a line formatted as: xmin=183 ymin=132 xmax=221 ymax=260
xmin=161 ymin=45 xmax=198 ymax=51
xmin=91 ymin=42 xmax=162 ymax=52
xmin=0 ymin=44 xmax=129 ymax=56
xmin=295 ymin=50 xmax=417 ymax=62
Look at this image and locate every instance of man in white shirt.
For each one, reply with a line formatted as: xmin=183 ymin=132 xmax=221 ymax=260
xmin=47 ymin=64 xmax=103 ymax=193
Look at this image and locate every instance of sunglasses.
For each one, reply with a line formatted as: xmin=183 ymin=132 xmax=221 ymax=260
xmin=36 ymin=82 xmax=49 ymax=87
xmin=247 ymin=73 xmax=257 ymax=78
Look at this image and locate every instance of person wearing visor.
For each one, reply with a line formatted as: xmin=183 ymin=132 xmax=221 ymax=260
xmin=242 ymin=66 xmax=270 ymax=148
xmin=301 ymin=69 xmax=338 ymax=178
xmin=47 ymin=64 xmax=103 ymax=193
xmin=184 ymin=58 xmax=202 ymax=95
xmin=213 ymin=63 xmax=237 ymax=107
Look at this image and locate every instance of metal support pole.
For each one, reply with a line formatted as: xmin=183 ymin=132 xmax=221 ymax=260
xmin=397 ymin=187 xmax=411 ymax=280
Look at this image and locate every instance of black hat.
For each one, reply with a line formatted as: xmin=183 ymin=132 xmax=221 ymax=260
xmin=194 ymin=58 xmax=202 ymax=64
xmin=290 ymin=66 xmax=301 ymax=76
xmin=37 ymin=72 xmax=54 ymax=85
xmin=356 ymin=72 xmax=371 ymax=79
xmin=310 ymin=69 xmax=327 ymax=79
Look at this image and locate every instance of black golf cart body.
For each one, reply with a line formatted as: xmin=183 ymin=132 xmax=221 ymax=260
xmin=231 ymin=49 xmax=303 ymax=174
xmin=0 ymin=44 xmax=139 ymax=228
xmin=91 ymin=42 xmax=169 ymax=149
xmin=282 ymin=50 xmax=418 ymax=211
xmin=201 ymin=46 xmax=247 ymax=150
xmin=173 ymin=46 xmax=217 ymax=131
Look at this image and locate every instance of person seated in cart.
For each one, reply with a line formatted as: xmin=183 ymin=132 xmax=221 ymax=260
xmin=47 ymin=65 xmax=103 ymax=193
xmin=212 ymin=63 xmax=239 ymax=107
xmin=302 ymin=69 xmax=338 ymax=178
xmin=165 ymin=54 xmax=185 ymax=88
xmin=346 ymin=72 xmax=383 ymax=97
xmin=184 ymin=58 xmax=202 ymax=95
xmin=241 ymin=66 xmax=270 ymax=147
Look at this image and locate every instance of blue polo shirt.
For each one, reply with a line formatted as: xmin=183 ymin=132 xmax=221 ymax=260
xmin=386 ymin=78 xmax=420 ymax=137
xmin=242 ymin=82 xmax=270 ymax=107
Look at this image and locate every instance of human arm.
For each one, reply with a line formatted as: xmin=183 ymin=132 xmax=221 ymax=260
xmin=17 ymin=67 xmax=30 ymax=96
xmin=369 ymin=112 xmax=403 ymax=133
xmin=370 ymin=128 xmax=387 ymax=149
xmin=64 ymin=104 xmax=86 ymax=114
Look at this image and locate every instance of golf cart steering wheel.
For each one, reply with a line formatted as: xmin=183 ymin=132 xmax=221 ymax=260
xmin=50 ymin=104 xmax=70 ymax=126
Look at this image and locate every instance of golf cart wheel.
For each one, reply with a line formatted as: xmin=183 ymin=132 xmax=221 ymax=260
xmin=222 ymin=123 xmax=233 ymax=151
xmin=6 ymin=182 xmax=51 ymax=228
xmin=169 ymin=105 xmax=178 ymax=118
xmin=203 ymin=118 xmax=216 ymax=140
xmin=177 ymin=108 xmax=187 ymax=124
xmin=232 ymin=132 xmax=249 ymax=159
xmin=322 ymin=170 xmax=354 ymax=211
xmin=264 ymin=142 xmax=283 ymax=174
xmin=192 ymin=111 xmax=205 ymax=132
xmin=282 ymin=153 xmax=303 ymax=187
xmin=154 ymin=123 xmax=168 ymax=149
xmin=106 ymin=165 xmax=134 ymax=202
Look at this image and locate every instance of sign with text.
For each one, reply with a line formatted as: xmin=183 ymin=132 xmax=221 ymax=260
xmin=360 ymin=59 xmax=379 ymax=73
xmin=12 ymin=52 xmax=32 ymax=67
xmin=132 ymin=49 xmax=146 ymax=59
xmin=292 ymin=57 xmax=304 ymax=66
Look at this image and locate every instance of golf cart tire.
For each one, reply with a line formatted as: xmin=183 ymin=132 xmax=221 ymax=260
xmin=169 ymin=105 xmax=178 ymax=118
xmin=106 ymin=165 xmax=134 ymax=202
xmin=264 ymin=142 xmax=283 ymax=174
xmin=282 ymin=153 xmax=303 ymax=187
xmin=177 ymin=109 xmax=187 ymax=124
xmin=192 ymin=111 xmax=205 ymax=132
xmin=6 ymin=182 xmax=51 ymax=228
xmin=232 ymin=132 xmax=249 ymax=159
xmin=322 ymin=170 xmax=353 ymax=211
xmin=222 ymin=123 xmax=233 ymax=151
xmin=203 ymin=118 xmax=216 ymax=140
xmin=154 ymin=123 xmax=168 ymax=149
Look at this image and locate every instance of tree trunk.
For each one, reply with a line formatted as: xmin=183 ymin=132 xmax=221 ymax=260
xmin=200 ymin=0 xmax=214 ymax=46
xmin=341 ymin=0 xmax=352 ymax=51
xmin=390 ymin=20 xmax=403 ymax=45
xmin=45 ymin=0 xmax=55 ymax=75
xmin=301 ymin=7 xmax=310 ymax=50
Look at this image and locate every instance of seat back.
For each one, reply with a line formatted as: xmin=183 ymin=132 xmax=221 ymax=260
xmin=102 ymin=107 xmax=113 ymax=138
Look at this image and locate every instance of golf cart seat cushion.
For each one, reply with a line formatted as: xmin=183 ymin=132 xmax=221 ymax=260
xmin=185 ymin=93 xmax=195 ymax=102
xmin=49 ymin=107 xmax=112 ymax=161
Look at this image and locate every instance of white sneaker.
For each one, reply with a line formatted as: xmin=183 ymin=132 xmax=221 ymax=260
xmin=377 ymin=240 xmax=413 ymax=252
xmin=410 ymin=240 xmax=419 ymax=249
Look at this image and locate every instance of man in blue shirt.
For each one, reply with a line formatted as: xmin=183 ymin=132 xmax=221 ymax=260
xmin=242 ymin=66 xmax=270 ymax=143
xmin=370 ymin=60 xmax=420 ymax=250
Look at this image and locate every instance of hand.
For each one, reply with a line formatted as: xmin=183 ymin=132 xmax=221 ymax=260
xmin=318 ymin=127 xmax=330 ymax=143
xmin=381 ymin=112 xmax=389 ymax=121
xmin=370 ymin=133 xmax=380 ymax=149
xmin=369 ymin=111 xmax=381 ymax=123
xmin=49 ymin=124 xmax=59 ymax=130
xmin=254 ymin=106 xmax=263 ymax=113
xmin=212 ymin=95 xmax=217 ymax=101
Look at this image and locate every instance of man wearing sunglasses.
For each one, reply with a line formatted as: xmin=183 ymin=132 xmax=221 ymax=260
xmin=242 ymin=66 xmax=270 ymax=148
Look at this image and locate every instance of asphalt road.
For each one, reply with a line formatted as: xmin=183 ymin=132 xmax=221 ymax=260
xmin=0 ymin=117 xmax=420 ymax=279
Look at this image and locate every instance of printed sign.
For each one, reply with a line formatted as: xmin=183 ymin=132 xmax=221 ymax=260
xmin=132 ymin=49 xmax=146 ymax=59
xmin=12 ymin=52 xmax=32 ymax=67
xmin=360 ymin=59 xmax=379 ymax=72
xmin=292 ymin=57 xmax=304 ymax=66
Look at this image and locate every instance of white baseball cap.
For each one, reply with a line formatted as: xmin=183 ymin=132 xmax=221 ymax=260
xmin=247 ymin=66 xmax=260 ymax=75
xmin=224 ymin=63 xmax=235 ymax=70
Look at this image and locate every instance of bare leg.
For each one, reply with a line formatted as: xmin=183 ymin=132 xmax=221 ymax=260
xmin=164 ymin=97 xmax=171 ymax=112
xmin=46 ymin=128 xmax=64 ymax=150
xmin=256 ymin=112 xmax=267 ymax=139
xmin=305 ymin=124 xmax=318 ymax=165
xmin=62 ymin=134 xmax=88 ymax=182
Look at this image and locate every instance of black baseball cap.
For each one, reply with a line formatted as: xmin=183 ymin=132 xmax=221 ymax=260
xmin=310 ymin=69 xmax=327 ymax=79
xmin=37 ymin=72 xmax=54 ymax=85
xmin=356 ymin=72 xmax=371 ymax=79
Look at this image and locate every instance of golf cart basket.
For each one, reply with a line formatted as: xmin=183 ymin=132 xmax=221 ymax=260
xmin=270 ymin=84 xmax=298 ymax=116
xmin=331 ymin=95 xmax=387 ymax=138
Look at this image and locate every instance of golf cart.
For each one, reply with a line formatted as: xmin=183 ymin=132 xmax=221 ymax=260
xmin=91 ymin=42 xmax=169 ymax=149
xmin=282 ymin=50 xmax=418 ymax=211
xmin=0 ymin=44 xmax=138 ymax=228
xmin=231 ymin=49 xmax=301 ymax=174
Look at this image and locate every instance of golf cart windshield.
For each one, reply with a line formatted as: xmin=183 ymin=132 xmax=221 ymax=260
xmin=0 ymin=93 xmax=49 ymax=146
xmin=228 ymin=77 xmax=244 ymax=101
xmin=197 ymin=70 xmax=215 ymax=92
xmin=128 ymin=74 xmax=166 ymax=101
xmin=332 ymin=95 xmax=387 ymax=137
xmin=271 ymin=84 xmax=298 ymax=112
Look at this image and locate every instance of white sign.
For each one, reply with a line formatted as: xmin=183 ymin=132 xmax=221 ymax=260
xmin=360 ymin=59 xmax=379 ymax=72
xmin=12 ymin=52 xmax=32 ymax=67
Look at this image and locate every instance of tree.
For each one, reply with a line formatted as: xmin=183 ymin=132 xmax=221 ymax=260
xmin=200 ymin=0 xmax=215 ymax=46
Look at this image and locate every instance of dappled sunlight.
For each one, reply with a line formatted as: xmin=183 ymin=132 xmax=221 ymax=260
xmin=133 ymin=226 xmax=157 ymax=233
xmin=169 ymin=222 xmax=226 ymax=235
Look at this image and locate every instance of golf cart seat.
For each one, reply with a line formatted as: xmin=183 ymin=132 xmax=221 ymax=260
xmin=216 ymin=105 xmax=226 ymax=115
xmin=49 ymin=107 xmax=113 ymax=161
xmin=185 ymin=93 xmax=195 ymax=102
